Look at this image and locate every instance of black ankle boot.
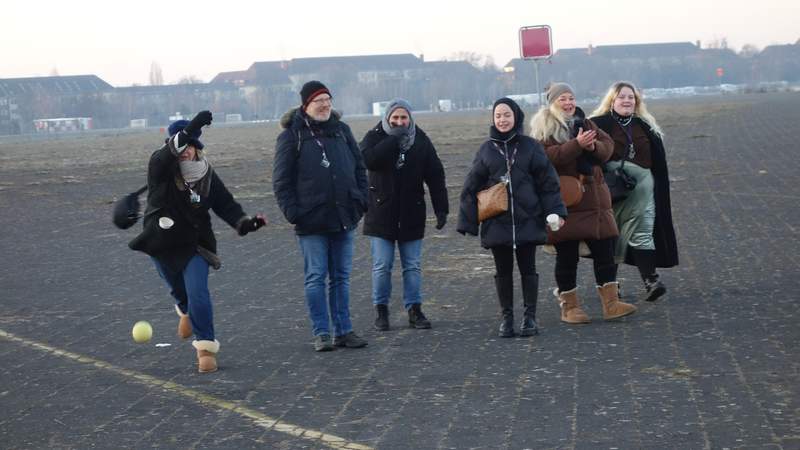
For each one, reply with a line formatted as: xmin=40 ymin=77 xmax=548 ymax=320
xmin=374 ymin=304 xmax=389 ymax=331
xmin=519 ymin=274 xmax=539 ymax=337
xmin=495 ymin=275 xmax=515 ymax=338
xmin=644 ymin=275 xmax=667 ymax=302
xmin=499 ymin=313 xmax=515 ymax=338
xmin=408 ymin=304 xmax=431 ymax=329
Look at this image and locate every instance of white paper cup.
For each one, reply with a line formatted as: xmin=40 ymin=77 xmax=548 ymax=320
xmin=158 ymin=217 xmax=175 ymax=229
xmin=546 ymin=214 xmax=560 ymax=231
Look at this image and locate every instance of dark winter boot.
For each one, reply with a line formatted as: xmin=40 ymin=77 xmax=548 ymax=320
xmin=408 ymin=303 xmax=432 ymax=329
xmin=374 ymin=304 xmax=389 ymax=331
xmin=632 ymin=248 xmax=666 ymax=302
xmin=519 ymin=274 xmax=539 ymax=337
xmin=644 ymin=275 xmax=667 ymax=302
xmin=495 ymin=275 xmax=515 ymax=338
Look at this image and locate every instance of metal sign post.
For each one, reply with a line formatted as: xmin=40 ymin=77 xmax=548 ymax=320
xmin=519 ymin=25 xmax=553 ymax=108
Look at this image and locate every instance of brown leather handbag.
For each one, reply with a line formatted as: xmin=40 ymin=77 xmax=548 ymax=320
xmin=477 ymin=181 xmax=508 ymax=222
xmin=559 ymin=175 xmax=585 ymax=207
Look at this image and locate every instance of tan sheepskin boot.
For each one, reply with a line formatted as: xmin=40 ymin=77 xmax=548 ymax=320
xmin=175 ymin=305 xmax=192 ymax=340
xmin=597 ymin=282 xmax=637 ymax=320
xmin=192 ymin=340 xmax=220 ymax=373
xmin=556 ymin=288 xmax=591 ymax=324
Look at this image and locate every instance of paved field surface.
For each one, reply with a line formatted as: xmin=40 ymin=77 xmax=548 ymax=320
xmin=1 ymin=93 xmax=799 ymax=449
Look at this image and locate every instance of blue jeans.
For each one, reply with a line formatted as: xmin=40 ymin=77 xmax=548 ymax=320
xmin=371 ymin=237 xmax=423 ymax=309
xmin=297 ymin=230 xmax=355 ymax=337
xmin=151 ymin=254 xmax=214 ymax=341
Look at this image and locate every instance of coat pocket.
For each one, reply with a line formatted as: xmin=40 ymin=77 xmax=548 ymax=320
xmin=129 ymin=213 xmax=197 ymax=256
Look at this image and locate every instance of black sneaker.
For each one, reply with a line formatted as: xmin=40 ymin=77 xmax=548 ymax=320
xmin=333 ymin=332 xmax=368 ymax=348
xmin=314 ymin=334 xmax=335 ymax=352
xmin=408 ymin=304 xmax=432 ymax=329
xmin=644 ymin=278 xmax=667 ymax=302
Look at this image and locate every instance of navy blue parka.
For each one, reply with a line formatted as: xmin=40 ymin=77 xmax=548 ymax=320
xmin=273 ymin=108 xmax=368 ymax=235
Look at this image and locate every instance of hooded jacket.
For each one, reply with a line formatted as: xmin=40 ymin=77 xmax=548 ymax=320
xmin=272 ymin=108 xmax=368 ymax=235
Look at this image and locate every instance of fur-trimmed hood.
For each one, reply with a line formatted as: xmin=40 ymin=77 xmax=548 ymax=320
xmin=280 ymin=107 xmax=343 ymax=129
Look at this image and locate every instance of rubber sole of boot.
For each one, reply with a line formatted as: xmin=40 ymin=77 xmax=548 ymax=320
xmin=603 ymin=308 xmax=637 ymax=320
xmin=499 ymin=327 xmax=515 ymax=338
xmin=374 ymin=321 xmax=389 ymax=331
xmin=519 ymin=328 xmax=539 ymax=337
xmin=409 ymin=321 xmax=432 ymax=329
xmin=560 ymin=316 xmax=591 ymax=324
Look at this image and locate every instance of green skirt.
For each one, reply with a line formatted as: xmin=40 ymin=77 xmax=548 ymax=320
xmin=606 ymin=161 xmax=655 ymax=263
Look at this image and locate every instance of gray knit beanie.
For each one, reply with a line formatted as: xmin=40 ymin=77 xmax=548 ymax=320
xmin=546 ymin=82 xmax=575 ymax=104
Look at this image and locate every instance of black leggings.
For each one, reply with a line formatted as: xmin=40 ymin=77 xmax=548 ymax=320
xmin=554 ymin=238 xmax=616 ymax=291
xmin=491 ymin=244 xmax=537 ymax=277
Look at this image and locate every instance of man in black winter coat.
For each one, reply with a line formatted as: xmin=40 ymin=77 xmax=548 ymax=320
xmin=359 ymin=98 xmax=448 ymax=331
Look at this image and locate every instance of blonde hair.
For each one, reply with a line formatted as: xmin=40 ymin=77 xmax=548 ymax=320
xmin=530 ymin=102 xmax=571 ymax=144
xmin=590 ymin=81 xmax=663 ymax=137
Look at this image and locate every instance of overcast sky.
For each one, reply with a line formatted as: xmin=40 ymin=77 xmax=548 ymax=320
xmin=3 ymin=0 xmax=797 ymax=86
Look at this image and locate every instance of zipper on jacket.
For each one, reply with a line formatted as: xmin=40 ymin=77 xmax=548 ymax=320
xmin=504 ymin=141 xmax=517 ymax=250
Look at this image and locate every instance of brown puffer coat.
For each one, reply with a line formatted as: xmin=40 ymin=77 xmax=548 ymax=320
xmin=541 ymin=117 xmax=618 ymax=244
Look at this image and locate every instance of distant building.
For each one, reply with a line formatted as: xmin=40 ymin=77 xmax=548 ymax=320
xmin=0 ymin=75 xmax=112 ymax=134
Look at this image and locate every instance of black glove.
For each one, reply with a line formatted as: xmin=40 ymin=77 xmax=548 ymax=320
xmin=238 ymin=215 xmax=266 ymax=236
xmin=173 ymin=131 xmax=192 ymax=152
xmin=185 ymin=110 xmax=212 ymax=134
xmin=435 ymin=212 xmax=447 ymax=230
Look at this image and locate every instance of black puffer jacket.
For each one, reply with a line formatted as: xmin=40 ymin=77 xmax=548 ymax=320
xmin=129 ymin=143 xmax=247 ymax=273
xmin=359 ymin=122 xmax=448 ymax=242
xmin=458 ymin=134 xmax=567 ymax=249
xmin=273 ymin=108 xmax=368 ymax=235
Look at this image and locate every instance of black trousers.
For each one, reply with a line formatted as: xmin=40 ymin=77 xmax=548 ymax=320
xmin=491 ymin=244 xmax=537 ymax=277
xmin=554 ymin=238 xmax=616 ymax=292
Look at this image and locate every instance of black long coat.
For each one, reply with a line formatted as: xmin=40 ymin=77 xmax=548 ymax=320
xmin=593 ymin=114 xmax=679 ymax=268
xmin=273 ymin=108 xmax=368 ymax=235
xmin=129 ymin=143 xmax=247 ymax=273
xmin=457 ymin=134 xmax=567 ymax=249
xmin=359 ymin=122 xmax=448 ymax=242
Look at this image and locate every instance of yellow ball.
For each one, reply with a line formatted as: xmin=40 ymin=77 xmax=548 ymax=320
xmin=132 ymin=321 xmax=153 ymax=343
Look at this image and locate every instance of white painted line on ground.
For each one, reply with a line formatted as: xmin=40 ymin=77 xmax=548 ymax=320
xmin=0 ymin=328 xmax=373 ymax=450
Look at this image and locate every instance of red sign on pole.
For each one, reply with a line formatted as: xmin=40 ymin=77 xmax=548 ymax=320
xmin=716 ymin=67 xmax=724 ymax=77
xmin=519 ymin=25 xmax=553 ymax=60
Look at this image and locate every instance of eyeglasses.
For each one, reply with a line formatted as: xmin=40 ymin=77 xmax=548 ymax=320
xmin=310 ymin=96 xmax=333 ymax=105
